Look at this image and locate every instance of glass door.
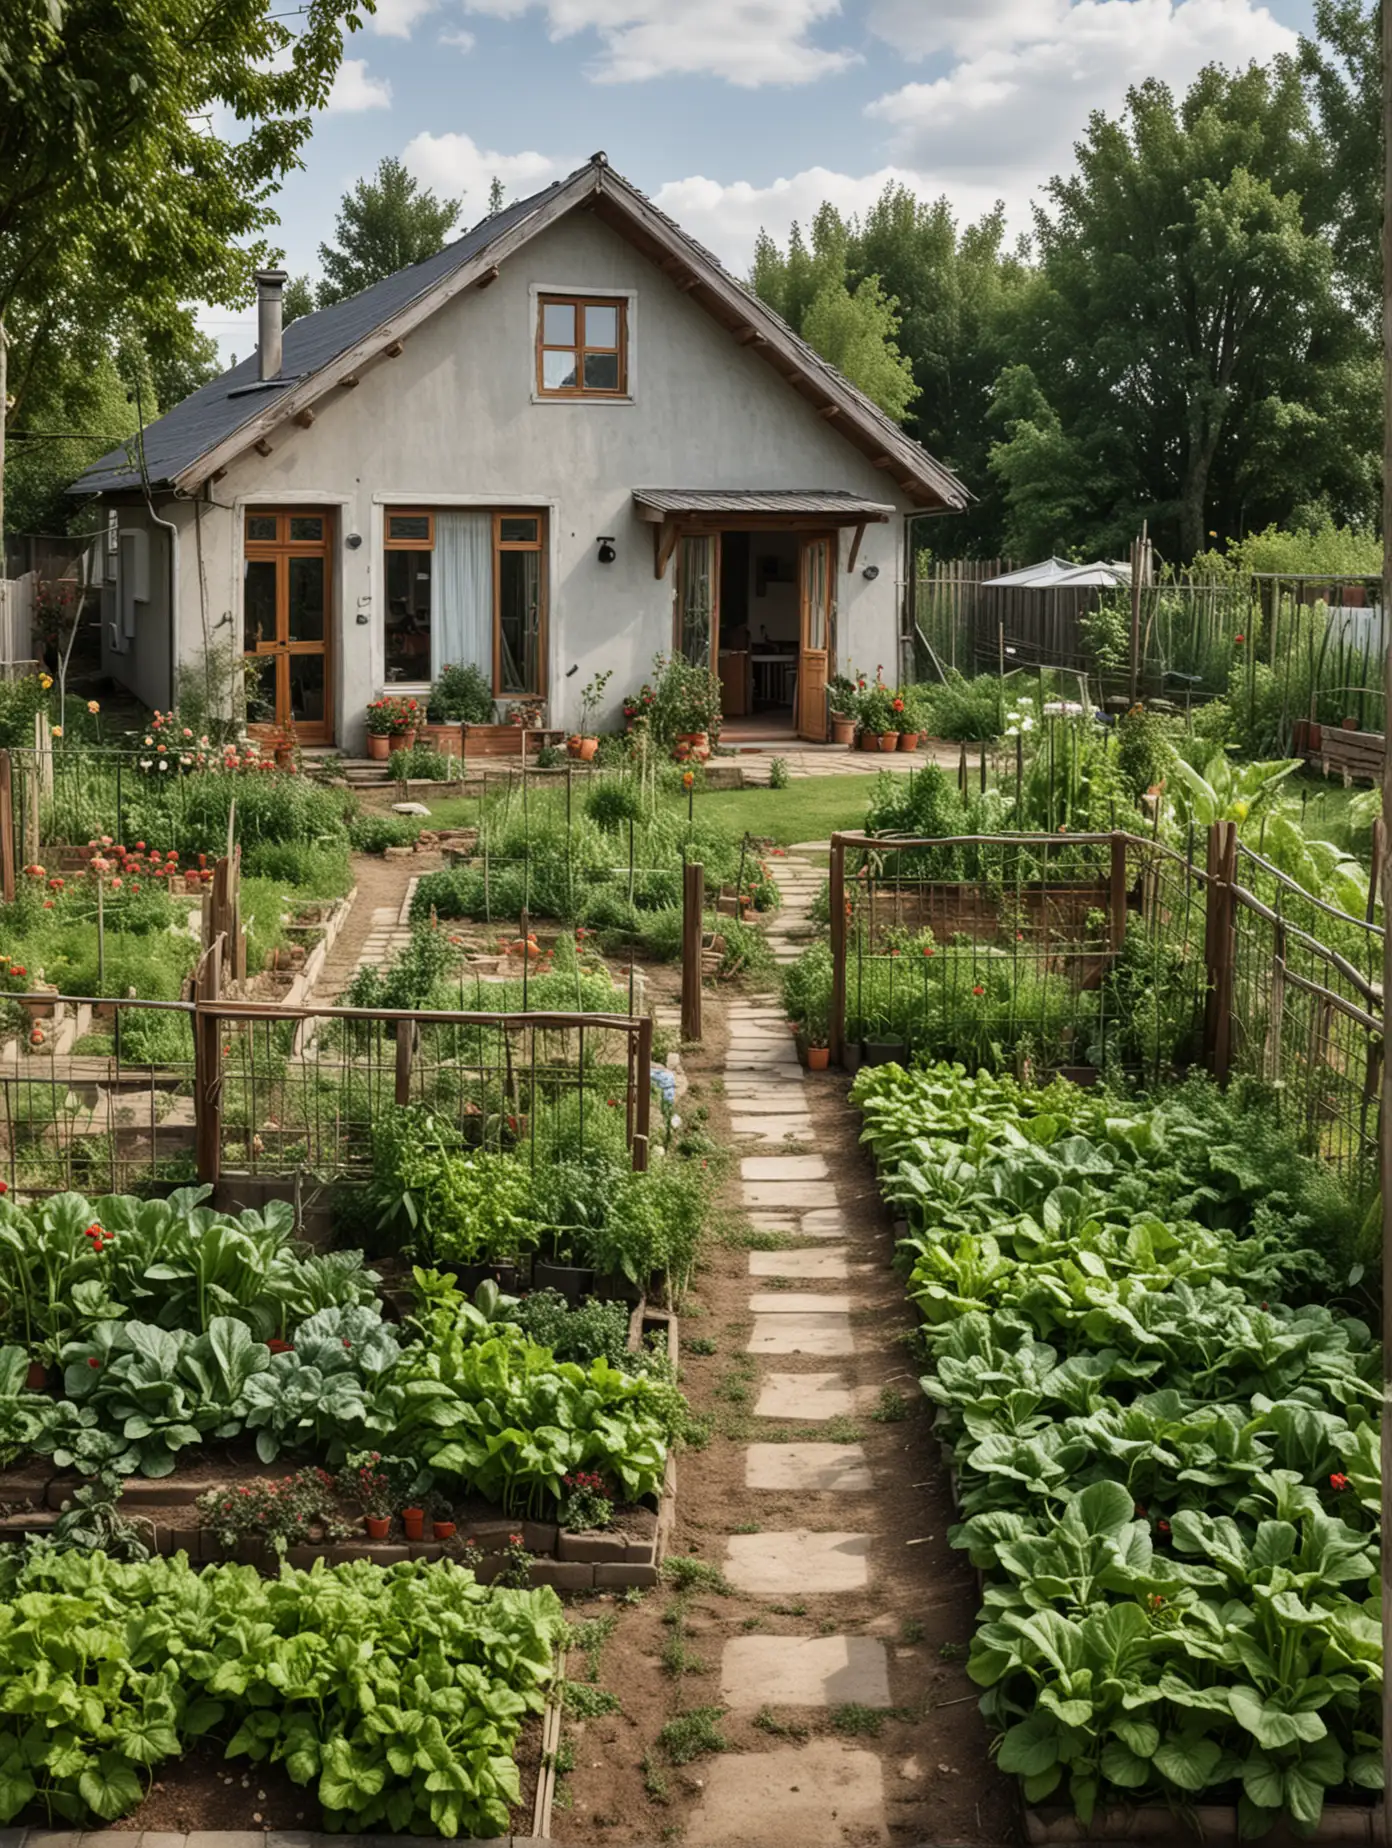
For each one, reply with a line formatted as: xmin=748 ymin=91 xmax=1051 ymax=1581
xmin=797 ymin=533 xmax=834 ymax=741
xmin=242 ymin=510 xmax=333 ymax=743
xmin=675 ymin=533 xmax=719 ymax=669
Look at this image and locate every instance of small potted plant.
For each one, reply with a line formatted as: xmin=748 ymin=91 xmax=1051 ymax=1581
xmin=558 ymin=1469 xmax=614 ymax=1533
xmin=804 ymin=996 xmax=830 ymax=1071
xmin=425 ymin=662 xmax=493 ymax=754
xmin=653 ymin=654 xmax=721 ymax=761
xmin=567 ymin=669 xmax=612 ymax=761
xmin=366 ymin=694 xmax=416 ymax=761
xmin=828 ymin=675 xmax=857 ymax=748
xmin=426 ymin=1490 xmax=457 ymax=1542
xmin=343 ymin=1456 xmax=395 ymax=1538
xmin=898 ymin=686 xmax=929 ymax=751
xmin=855 ymin=677 xmax=895 ymax=749
xmin=622 ymin=683 xmax=657 ymax=730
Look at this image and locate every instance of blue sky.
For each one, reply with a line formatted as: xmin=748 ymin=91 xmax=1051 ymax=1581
xmin=205 ymin=0 xmax=1316 ymax=364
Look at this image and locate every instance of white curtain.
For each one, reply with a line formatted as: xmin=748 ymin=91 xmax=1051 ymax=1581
xmin=434 ymin=511 xmax=492 ymax=680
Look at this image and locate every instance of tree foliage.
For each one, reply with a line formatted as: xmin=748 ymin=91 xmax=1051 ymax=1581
xmin=317 ymin=158 xmax=463 ymax=307
xmin=751 ymin=17 xmax=1380 ymax=567
xmin=752 ymin=206 xmax=919 ymax=423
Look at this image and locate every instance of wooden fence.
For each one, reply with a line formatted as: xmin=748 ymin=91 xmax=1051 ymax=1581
xmin=828 ymin=823 xmax=1384 ymax=1196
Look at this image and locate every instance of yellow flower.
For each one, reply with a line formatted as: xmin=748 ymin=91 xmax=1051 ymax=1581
xmin=39 ymin=675 xmax=52 ymax=690
xmin=87 ymin=700 xmax=100 ymax=715
xmin=50 ymin=725 xmax=62 ymax=738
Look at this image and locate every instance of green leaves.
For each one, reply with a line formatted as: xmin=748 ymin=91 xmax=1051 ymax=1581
xmin=0 ymin=1552 xmax=567 ymax=1831
xmin=858 ymin=1060 xmax=1382 ymax=1836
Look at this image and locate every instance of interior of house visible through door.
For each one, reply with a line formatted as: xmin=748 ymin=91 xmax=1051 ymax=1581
xmin=242 ymin=508 xmax=334 ymax=744
xmin=677 ymin=528 xmax=835 ymax=740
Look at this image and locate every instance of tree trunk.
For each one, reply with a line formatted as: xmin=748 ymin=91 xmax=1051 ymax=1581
xmin=0 ymin=319 xmax=7 ymax=573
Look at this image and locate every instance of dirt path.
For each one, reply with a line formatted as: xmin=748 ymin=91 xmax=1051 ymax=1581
xmin=555 ymin=856 xmax=1014 ymax=1848
xmin=314 ymin=848 xmax=444 ymax=1000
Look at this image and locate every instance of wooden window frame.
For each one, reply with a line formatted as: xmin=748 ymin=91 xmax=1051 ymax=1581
xmin=385 ymin=509 xmax=435 ymax=550
xmin=492 ymin=509 xmax=547 ymax=698
xmin=536 ymin=294 xmax=628 ymax=399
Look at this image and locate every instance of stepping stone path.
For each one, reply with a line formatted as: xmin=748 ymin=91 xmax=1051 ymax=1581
xmin=685 ymin=852 xmax=899 ymax=1845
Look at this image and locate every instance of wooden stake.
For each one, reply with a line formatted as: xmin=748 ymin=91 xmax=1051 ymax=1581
xmin=681 ymin=860 xmax=703 ymax=1043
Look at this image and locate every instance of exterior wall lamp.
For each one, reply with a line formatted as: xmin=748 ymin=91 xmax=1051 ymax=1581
xmin=596 ymin=536 xmax=617 ymax=564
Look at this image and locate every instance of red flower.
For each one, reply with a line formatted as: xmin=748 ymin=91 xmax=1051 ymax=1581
xmin=1330 ymin=1472 xmax=1349 ymax=1492
xmin=1234 ymin=633 xmax=1245 ymax=645
xmin=972 ymin=984 xmax=985 ymax=996
xmin=1156 ymin=1518 xmax=1171 ymax=1535
xmin=87 ymin=1356 xmax=100 ymax=1369
xmin=0 ymin=1182 xmax=9 ymax=1195
xmin=922 ymin=945 xmax=935 ymax=957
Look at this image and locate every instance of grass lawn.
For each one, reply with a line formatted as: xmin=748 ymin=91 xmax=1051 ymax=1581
xmin=1289 ymin=770 xmax=1377 ymax=849
xmin=423 ymin=773 xmax=902 ymax=847
xmin=679 ymin=774 xmax=904 ymax=846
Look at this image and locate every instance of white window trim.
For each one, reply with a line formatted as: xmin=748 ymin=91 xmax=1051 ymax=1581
xmin=529 ymin=284 xmax=637 ymax=407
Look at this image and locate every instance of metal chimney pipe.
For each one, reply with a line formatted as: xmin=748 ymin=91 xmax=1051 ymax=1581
xmin=255 ymin=270 xmax=288 ymax=380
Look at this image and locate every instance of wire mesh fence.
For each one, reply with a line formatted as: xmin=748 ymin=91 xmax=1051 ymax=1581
xmin=829 ymin=824 xmax=1381 ymax=1197
xmin=0 ymin=985 xmax=652 ymax=1196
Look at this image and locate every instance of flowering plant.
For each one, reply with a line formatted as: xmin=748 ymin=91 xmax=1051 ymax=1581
xmin=367 ymin=694 xmax=420 ymax=736
xmin=195 ymin=1466 xmax=348 ymax=1556
xmin=558 ymin=1468 xmax=613 ymax=1532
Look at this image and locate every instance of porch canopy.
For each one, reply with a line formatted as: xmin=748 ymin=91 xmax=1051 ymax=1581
xmin=634 ymin=488 xmax=895 ymax=577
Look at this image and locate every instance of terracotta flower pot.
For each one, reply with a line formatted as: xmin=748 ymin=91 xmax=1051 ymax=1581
xmin=830 ymin=716 xmax=856 ymax=747
xmin=274 ymin=745 xmax=294 ymax=770
xmin=898 ymin=731 xmax=920 ymax=751
xmin=858 ymin=731 xmax=879 ymax=752
xmin=25 ymin=1360 xmax=47 ymax=1391
xmin=367 ymin=733 xmax=391 ymax=761
xmin=676 ymin=730 xmax=710 ymax=762
xmin=567 ymin=735 xmax=599 ymax=762
xmin=392 ymin=728 xmax=418 ymax=752
xmin=364 ymin=1514 xmax=390 ymax=1540
xmin=807 ymin=1045 xmax=830 ymax=1071
xmin=431 ymin=1519 xmax=456 ymax=1542
xmin=878 ymin=732 xmax=901 ymax=752
xmin=402 ymin=1507 xmax=426 ymax=1541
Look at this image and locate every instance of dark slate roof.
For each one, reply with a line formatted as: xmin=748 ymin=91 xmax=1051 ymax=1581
xmin=633 ymin=489 xmax=896 ymax=518
xmin=68 ymin=183 xmax=562 ymax=495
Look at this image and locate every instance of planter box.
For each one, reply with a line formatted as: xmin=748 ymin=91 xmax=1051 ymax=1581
xmin=462 ymin=724 xmax=563 ymax=758
xmin=1024 ymin=1805 xmax=1377 ymax=1844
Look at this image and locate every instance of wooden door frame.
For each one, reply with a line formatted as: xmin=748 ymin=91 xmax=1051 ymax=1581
xmin=242 ymin=507 xmax=335 ymax=743
xmin=797 ymin=530 xmax=836 ymax=742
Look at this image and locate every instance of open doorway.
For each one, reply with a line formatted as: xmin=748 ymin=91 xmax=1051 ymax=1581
xmin=716 ymin=529 xmax=800 ymax=739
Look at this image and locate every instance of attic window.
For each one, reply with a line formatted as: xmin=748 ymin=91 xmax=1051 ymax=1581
xmin=536 ymin=295 xmax=627 ymax=398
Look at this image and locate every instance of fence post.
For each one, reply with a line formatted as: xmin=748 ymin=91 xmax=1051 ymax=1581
xmin=193 ymin=945 xmax=223 ymax=1186
xmin=394 ymin=1022 xmax=415 ymax=1106
xmin=631 ymin=1014 xmax=652 ymax=1172
xmin=681 ymin=860 xmax=703 ymax=1043
xmin=1108 ymin=832 xmax=1128 ymax=955
xmin=0 ymin=750 xmax=14 ymax=904
xmin=829 ymin=835 xmax=846 ymax=1066
xmin=1203 ymin=820 xmax=1238 ymax=1082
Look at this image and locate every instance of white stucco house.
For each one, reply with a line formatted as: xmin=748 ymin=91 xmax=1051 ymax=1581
xmin=71 ymin=155 xmax=968 ymax=754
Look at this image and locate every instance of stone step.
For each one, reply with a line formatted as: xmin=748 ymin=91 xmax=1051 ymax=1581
xmin=745 ymin=1442 xmax=873 ymax=1493
xmin=720 ymin=1634 xmax=890 ymax=1707
xmin=748 ymin=1312 xmax=855 ymax=1356
xmin=682 ymin=1742 xmax=888 ymax=1848
xmin=724 ymin=1528 xmax=871 ymax=1593
xmin=754 ymin=1371 xmax=857 ymax=1420
xmin=748 ymin=1248 xmax=849 ymax=1279
xmin=739 ymin=1155 xmax=828 ymax=1181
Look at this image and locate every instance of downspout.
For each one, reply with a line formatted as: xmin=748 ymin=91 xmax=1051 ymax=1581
xmin=130 ymin=371 xmax=180 ymax=711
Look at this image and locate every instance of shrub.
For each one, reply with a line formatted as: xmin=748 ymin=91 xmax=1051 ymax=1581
xmin=429 ymin=662 xmax=495 ymax=724
xmin=915 ymin=672 xmax=1003 ymax=741
xmin=348 ymin=812 xmax=423 ymax=853
xmin=585 ymin=778 xmax=646 ymax=831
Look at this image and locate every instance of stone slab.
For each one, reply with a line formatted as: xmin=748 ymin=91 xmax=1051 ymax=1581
xmin=742 ymin=1182 xmax=832 ymax=1208
xmin=719 ymin=1634 xmax=891 ymax=1707
xmin=748 ymin=1291 xmax=853 ymax=1315
xmin=740 ymin=1154 xmax=829 ymax=1180
xmin=725 ymin=1052 xmax=801 ymax=1070
xmin=682 ymin=1741 xmax=889 ymax=1848
xmin=724 ymin=1529 xmax=872 ymax=1594
xmin=755 ymin=1370 xmax=857 ymax=1419
xmin=731 ymin=1116 xmax=815 ymax=1140
xmin=723 ymin=1093 xmax=810 ymax=1115
xmin=748 ymin=1313 xmax=855 ymax=1357
xmin=747 ymin=1212 xmax=798 ymax=1230
xmin=746 ymin=1442 xmax=872 ymax=1492
xmin=749 ymin=1247 xmax=849 ymax=1279
xmin=802 ymin=1208 xmax=857 ymax=1235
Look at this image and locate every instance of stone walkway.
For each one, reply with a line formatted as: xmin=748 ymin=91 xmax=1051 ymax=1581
xmin=765 ymin=850 xmax=822 ymax=967
xmin=682 ymin=892 xmax=894 ymax=1846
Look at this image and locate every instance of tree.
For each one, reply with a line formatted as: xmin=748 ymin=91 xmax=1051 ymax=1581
xmin=751 ymin=206 xmax=918 ymax=422
xmin=487 ymin=177 xmax=506 ymax=215
xmin=988 ymin=64 xmax=1378 ymax=560
xmin=1297 ymin=1 xmax=1380 ymax=320
xmin=282 ymin=276 xmax=318 ymax=328
xmin=317 ymin=158 xmax=463 ymax=306
xmin=146 ymin=314 xmax=221 ymax=414
xmin=0 ymin=0 xmax=373 ymax=537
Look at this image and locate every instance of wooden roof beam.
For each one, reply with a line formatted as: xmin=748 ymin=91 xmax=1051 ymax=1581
xmin=653 ymin=521 xmax=680 ymax=580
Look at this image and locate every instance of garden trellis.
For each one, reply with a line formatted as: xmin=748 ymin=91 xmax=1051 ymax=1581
xmin=828 ymin=822 xmax=1383 ymax=1198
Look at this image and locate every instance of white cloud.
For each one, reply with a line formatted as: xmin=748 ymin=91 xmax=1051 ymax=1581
xmin=403 ymin=131 xmax=576 ymax=209
xmin=867 ymin=0 xmax=1069 ymax=60
xmin=462 ymin=0 xmax=856 ymax=85
xmin=869 ymin=0 xmax=1297 ymax=180
xmin=324 ymin=58 xmax=393 ymax=110
xmin=441 ymin=26 xmax=477 ymax=48
xmin=368 ymin=0 xmax=441 ymax=34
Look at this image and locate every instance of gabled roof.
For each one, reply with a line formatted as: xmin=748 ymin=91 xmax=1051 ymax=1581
xmin=71 ymin=156 xmax=969 ymax=512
